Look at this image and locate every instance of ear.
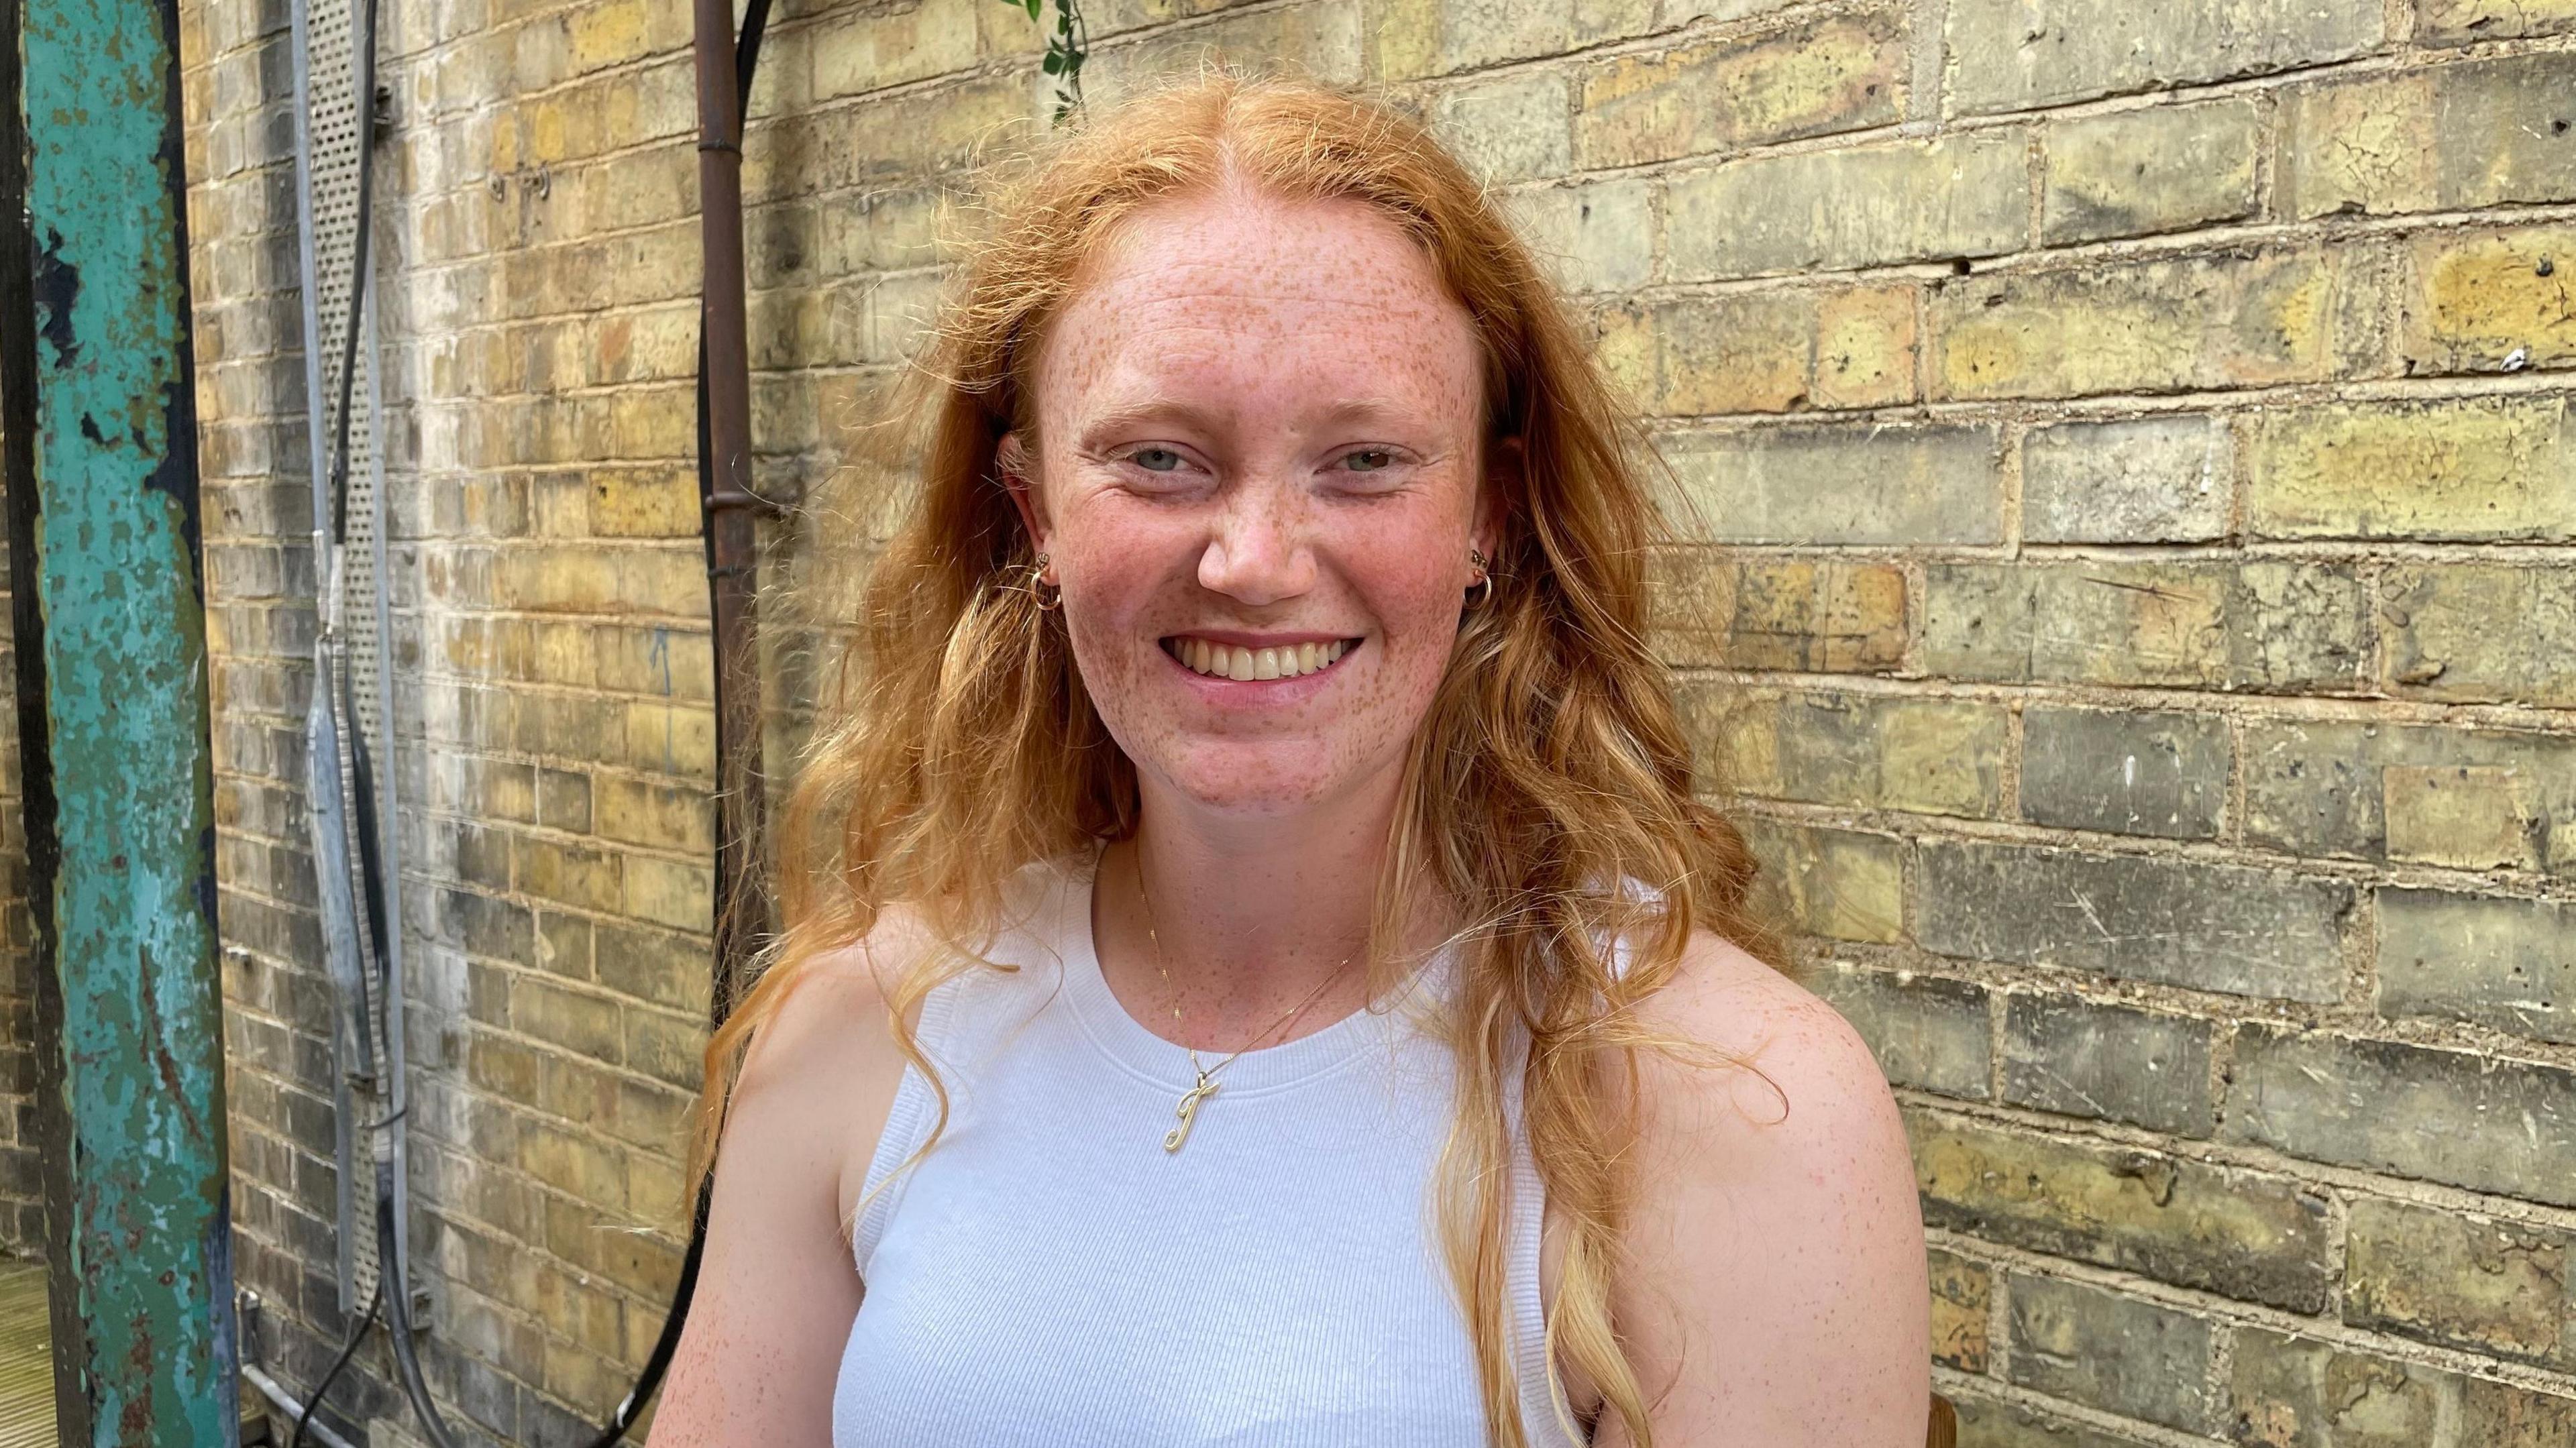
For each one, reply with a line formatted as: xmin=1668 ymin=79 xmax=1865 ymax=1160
xmin=996 ymin=432 xmax=1051 ymax=559
xmin=1474 ymin=433 xmax=1521 ymax=565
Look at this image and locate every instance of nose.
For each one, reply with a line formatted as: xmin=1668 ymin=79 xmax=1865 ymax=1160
xmin=1196 ymin=480 xmax=1316 ymax=606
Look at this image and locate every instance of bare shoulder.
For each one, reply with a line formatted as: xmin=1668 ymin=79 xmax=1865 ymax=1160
xmin=1607 ymin=928 xmax=1930 ymax=1446
xmin=1631 ymin=929 xmax=1898 ymax=1145
xmin=652 ymin=906 xmax=949 ymax=1445
xmin=726 ymin=904 xmax=949 ymax=1231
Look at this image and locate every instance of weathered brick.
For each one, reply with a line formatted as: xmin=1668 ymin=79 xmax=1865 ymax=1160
xmin=1428 ymin=68 xmax=1570 ymax=184
xmin=2419 ymin=0 xmax=2576 ymax=41
xmin=1712 ymin=687 xmax=2008 ymax=818
xmin=2281 ymin=52 xmax=2576 ymax=219
xmin=514 ymin=979 xmax=624 ymax=1063
xmin=623 ymin=854 xmax=713 ymax=933
xmin=1733 ymin=816 xmax=1903 ymax=943
xmin=2459 ymin=1378 xmax=2576 ymax=1447
xmin=1572 ymin=7 xmax=1902 ymax=169
xmin=2246 ymin=398 xmax=2576 ymax=542
xmin=2021 ymin=706 xmax=2230 ymax=841
xmin=1932 ymin=244 xmax=2390 ymax=400
xmin=1923 ymin=561 xmax=2370 ymax=693
xmin=2022 ymin=414 xmax=2229 ymax=544
xmin=1666 ymin=132 xmax=2027 ymax=281
xmin=1917 ymin=839 xmax=2350 ymax=1001
xmin=1910 ymin=1111 xmax=2333 ymax=1311
xmin=2383 ymin=767 xmax=2551 ymax=873
xmin=2043 ymin=97 xmax=2261 ymax=244
xmin=1947 ymin=1396 xmax=2150 ymax=1448
xmin=1805 ymin=961 xmax=1991 ymax=1099
xmin=2226 ymin=1027 xmax=2576 ymax=1208
xmin=2002 ymin=993 xmax=2214 ymax=1136
xmin=2228 ymin=1328 xmax=2457 ymax=1448
xmin=1503 ymin=178 xmax=1653 ymax=294
xmin=1600 ymin=292 xmax=1811 ymax=417
xmin=1658 ymin=421 xmax=2002 ymax=545
xmin=1948 ymin=0 xmax=2381 ymax=113
xmin=2005 ymin=1272 xmax=2212 ymax=1431
xmin=1647 ymin=552 xmax=1909 ymax=673
xmin=2384 ymin=565 xmax=2576 ymax=707
xmin=2379 ymin=890 xmax=2576 ymax=1048
xmin=1374 ymin=0 xmax=1654 ymax=78
xmin=1085 ymin=2 xmax=1363 ymax=103
xmin=1603 ymin=284 xmax=1919 ymax=417
xmin=595 ymin=775 xmax=714 ymax=854
xmin=1928 ymin=1248 xmax=1991 ymax=1373
xmin=2344 ymin=1196 xmax=2573 ymax=1368
xmin=2243 ymin=720 xmax=2576 ymax=874
xmin=2406 ymin=226 xmax=2576 ymax=376
xmin=1813 ymin=285 xmax=1917 ymax=409
xmin=806 ymin=0 xmax=978 ymax=101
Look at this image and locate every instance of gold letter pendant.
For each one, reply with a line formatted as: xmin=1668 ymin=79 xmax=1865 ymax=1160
xmin=1165 ymin=1073 xmax=1222 ymax=1154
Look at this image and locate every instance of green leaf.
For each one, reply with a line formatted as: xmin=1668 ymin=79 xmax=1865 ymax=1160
xmin=1042 ymin=48 xmax=1063 ymax=73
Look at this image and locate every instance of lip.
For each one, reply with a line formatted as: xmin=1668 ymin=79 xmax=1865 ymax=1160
xmin=1163 ymin=629 xmax=1354 ymax=649
xmin=1160 ymin=632 xmax=1364 ymax=689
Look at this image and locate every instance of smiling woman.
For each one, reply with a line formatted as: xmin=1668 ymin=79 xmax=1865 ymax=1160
xmin=646 ymin=72 xmax=1931 ymax=1448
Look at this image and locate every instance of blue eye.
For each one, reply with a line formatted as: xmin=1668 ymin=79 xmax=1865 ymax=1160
xmin=1130 ymin=447 xmax=1183 ymax=472
xmin=1343 ymin=449 xmax=1395 ymax=472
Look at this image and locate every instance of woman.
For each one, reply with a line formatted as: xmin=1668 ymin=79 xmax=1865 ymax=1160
xmin=651 ymin=72 xmax=1929 ymax=1448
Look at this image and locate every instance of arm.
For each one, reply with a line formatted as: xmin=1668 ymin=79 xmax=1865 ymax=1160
xmin=1597 ymin=933 xmax=1931 ymax=1448
xmin=647 ymin=940 xmax=912 ymax=1446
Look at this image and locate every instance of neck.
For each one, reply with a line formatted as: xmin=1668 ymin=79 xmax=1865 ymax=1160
xmin=1096 ymin=767 xmax=1404 ymax=1050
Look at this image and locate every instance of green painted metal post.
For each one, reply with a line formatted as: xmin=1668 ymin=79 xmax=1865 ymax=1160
xmin=0 ymin=0 xmax=238 ymax=1429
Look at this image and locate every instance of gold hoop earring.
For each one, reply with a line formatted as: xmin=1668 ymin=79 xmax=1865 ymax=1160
xmin=1465 ymin=547 xmax=1493 ymax=610
xmin=1030 ymin=552 xmax=1063 ymax=612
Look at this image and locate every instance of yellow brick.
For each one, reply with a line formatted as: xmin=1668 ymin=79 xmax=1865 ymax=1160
xmin=2282 ymin=53 xmax=2576 ymax=219
xmin=1650 ymin=292 xmax=1813 ymax=415
xmin=2245 ymin=398 xmax=2576 ymax=542
xmin=625 ymin=702 xmax=717 ymax=779
xmin=1573 ymin=8 xmax=1902 ymax=169
xmin=2384 ymin=766 xmax=2540 ymax=871
xmin=566 ymin=0 xmax=654 ymax=74
xmin=2406 ymin=226 xmax=2576 ymax=375
xmin=1814 ymin=286 xmax=1916 ymax=408
xmin=625 ymin=853 xmax=714 ymax=932
xmin=495 ymin=546 xmax=621 ymax=612
xmin=1934 ymin=245 xmax=2388 ymax=400
xmin=1878 ymin=702 xmax=2008 ymax=817
xmin=1652 ymin=553 xmax=1910 ymax=673
xmin=2043 ymin=97 xmax=2261 ymax=244
xmin=1741 ymin=816 xmax=1904 ymax=943
xmin=597 ymin=775 xmax=714 ymax=853
xmin=2420 ymin=0 xmax=2576 ymax=38
xmin=1929 ymin=1249 xmax=1990 ymax=1372
xmin=809 ymin=0 xmax=978 ymax=100
xmin=1375 ymin=0 xmax=1654 ymax=81
xmin=519 ymin=1117 xmax=628 ymax=1206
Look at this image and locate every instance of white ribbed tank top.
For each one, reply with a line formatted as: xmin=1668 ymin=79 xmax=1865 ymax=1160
xmin=830 ymin=848 xmax=1588 ymax=1448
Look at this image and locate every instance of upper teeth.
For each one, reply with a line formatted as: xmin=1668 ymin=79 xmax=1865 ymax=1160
xmin=1175 ymin=638 xmax=1350 ymax=681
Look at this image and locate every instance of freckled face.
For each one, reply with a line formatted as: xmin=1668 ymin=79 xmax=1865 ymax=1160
xmin=1012 ymin=186 xmax=1492 ymax=820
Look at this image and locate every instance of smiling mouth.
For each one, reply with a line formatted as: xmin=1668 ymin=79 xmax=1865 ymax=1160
xmin=1162 ymin=636 xmax=1361 ymax=682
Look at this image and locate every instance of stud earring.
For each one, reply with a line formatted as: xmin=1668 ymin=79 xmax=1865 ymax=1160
xmin=1030 ymin=552 xmax=1062 ymax=612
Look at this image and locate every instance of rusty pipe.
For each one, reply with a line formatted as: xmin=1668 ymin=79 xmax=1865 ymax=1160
xmin=694 ymin=0 xmax=767 ymax=1017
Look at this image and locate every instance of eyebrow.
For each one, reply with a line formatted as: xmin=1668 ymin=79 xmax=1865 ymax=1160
xmin=1077 ymin=394 xmax=1420 ymax=443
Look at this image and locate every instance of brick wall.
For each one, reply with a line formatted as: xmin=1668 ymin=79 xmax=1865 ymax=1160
xmin=164 ymin=0 xmax=2576 ymax=1442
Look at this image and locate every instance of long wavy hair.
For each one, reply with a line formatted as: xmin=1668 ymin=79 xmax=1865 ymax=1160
xmin=689 ymin=70 xmax=1786 ymax=1447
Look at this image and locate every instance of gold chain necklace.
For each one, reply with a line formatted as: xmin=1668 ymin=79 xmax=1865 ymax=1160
xmin=1134 ymin=850 xmax=1354 ymax=1154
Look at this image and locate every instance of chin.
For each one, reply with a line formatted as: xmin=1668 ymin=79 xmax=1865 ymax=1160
xmin=1148 ymin=738 xmax=1374 ymax=820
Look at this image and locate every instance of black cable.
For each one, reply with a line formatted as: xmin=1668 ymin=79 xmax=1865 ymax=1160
xmin=292 ymin=1277 xmax=384 ymax=1448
